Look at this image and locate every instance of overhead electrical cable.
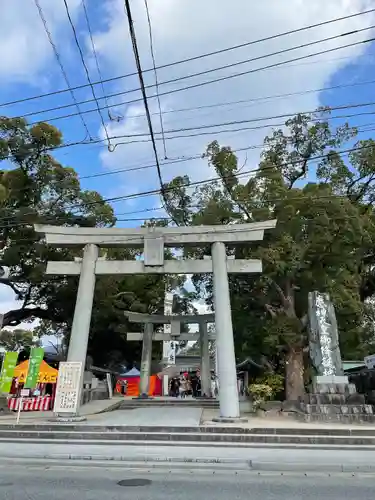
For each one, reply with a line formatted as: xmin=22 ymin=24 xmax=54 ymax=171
xmin=47 ymin=98 xmax=375 ymax=145
xmin=25 ymin=33 xmax=375 ymax=126
xmin=5 ymin=112 xmax=375 ymax=199
xmin=45 ymin=74 xmax=375 ymax=135
xmin=2 ymin=142 xmax=375 ymax=229
xmin=32 ymin=0 xmax=92 ymax=139
xmin=62 ymin=0 xmax=113 ymax=150
xmin=81 ymin=0 xmax=115 ymax=121
xmin=3 ymin=102 xmax=375 ymax=169
xmin=17 ymin=24 xmax=375 ymax=120
xmin=143 ymin=0 xmax=167 ymax=158
xmin=2 ymin=7 xmax=374 ymax=108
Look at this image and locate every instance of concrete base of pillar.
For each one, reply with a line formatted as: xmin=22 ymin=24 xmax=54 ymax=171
xmin=212 ymin=416 xmax=248 ymax=423
xmin=50 ymin=415 xmax=87 ymax=423
xmin=133 ymin=394 xmax=154 ymax=400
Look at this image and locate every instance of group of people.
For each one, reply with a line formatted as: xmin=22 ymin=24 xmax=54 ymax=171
xmin=169 ymin=372 xmax=202 ymax=398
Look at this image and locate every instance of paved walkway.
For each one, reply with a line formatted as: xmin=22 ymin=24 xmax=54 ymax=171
xmin=85 ymin=407 xmax=203 ymax=427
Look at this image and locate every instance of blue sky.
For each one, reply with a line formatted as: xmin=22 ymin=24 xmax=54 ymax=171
xmin=1 ymin=0 xmax=375 ymax=321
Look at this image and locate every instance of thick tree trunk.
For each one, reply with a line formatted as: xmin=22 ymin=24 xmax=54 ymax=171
xmin=285 ymin=346 xmax=304 ymax=401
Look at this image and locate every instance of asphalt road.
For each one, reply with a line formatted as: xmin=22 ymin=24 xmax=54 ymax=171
xmin=0 ymin=465 xmax=374 ymax=499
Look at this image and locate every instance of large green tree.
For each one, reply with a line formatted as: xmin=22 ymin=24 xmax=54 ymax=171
xmin=0 ymin=116 xmax=114 ymax=328
xmin=0 ymin=328 xmax=39 ymax=352
xmin=163 ymin=109 xmax=375 ymax=400
xmin=0 ymin=117 xmax=188 ymax=368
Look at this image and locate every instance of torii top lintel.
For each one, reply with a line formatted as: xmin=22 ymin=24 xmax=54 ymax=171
xmin=34 ymin=220 xmax=277 ymax=248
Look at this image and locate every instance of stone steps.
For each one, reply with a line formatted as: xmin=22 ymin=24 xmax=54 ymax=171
xmin=0 ymin=426 xmax=375 ymax=446
xmin=299 ymin=378 xmax=374 ymax=423
xmin=301 ymin=403 xmax=373 ymax=415
xmin=118 ymin=399 xmax=220 ymax=410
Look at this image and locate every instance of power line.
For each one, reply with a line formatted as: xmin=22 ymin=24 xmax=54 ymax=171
xmin=32 ymin=0 xmax=92 ymax=140
xmin=4 ymin=93 xmax=375 ymax=176
xmin=2 ymin=7 xmax=375 ymax=109
xmin=2 ymin=143 xmax=375 ymax=229
xmin=55 ymin=99 xmax=375 ymax=145
xmin=4 ymin=103 xmax=373 ymax=166
xmin=26 ymin=33 xmax=375 ymax=126
xmin=143 ymin=0 xmax=167 ymax=159
xmin=55 ymin=75 xmax=375 ymax=145
xmin=123 ymin=0 xmax=171 ymax=220
xmin=125 ymin=73 xmax=375 ymax=121
xmin=20 ymin=24 xmax=375 ymax=121
xmin=62 ymin=0 xmax=113 ymax=150
xmin=5 ymin=111 xmax=375 ymax=200
xmin=17 ymin=104 xmax=375 ymax=161
xmin=81 ymin=0 xmax=113 ymax=121
xmin=61 ymin=143 xmax=375 ymax=206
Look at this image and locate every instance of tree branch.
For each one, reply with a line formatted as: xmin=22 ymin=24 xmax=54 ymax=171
xmin=2 ymin=307 xmax=63 ymax=328
xmin=265 ymin=304 xmax=277 ymax=318
xmin=272 ymin=280 xmax=287 ymax=305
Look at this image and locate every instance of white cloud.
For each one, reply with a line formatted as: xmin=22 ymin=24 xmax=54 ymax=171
xmin=93 ymin=0 xmax=375 ymax=203
xmin=0 ymin=0 xmax=81 ymax=85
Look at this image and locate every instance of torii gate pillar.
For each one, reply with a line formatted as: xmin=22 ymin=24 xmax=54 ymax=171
xmin=199 ymin=321 xmax=211 ymax=398
xmin=67 ymin=243 xmax=98 ymax=409
xmin=212 ymin=242 xmax=238 ymax=417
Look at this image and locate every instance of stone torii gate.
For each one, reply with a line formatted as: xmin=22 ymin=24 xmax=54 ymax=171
xmin=35 ymin=221 xmax=276 ymax=420
xmin=124 ymin=311 xmax=215 ymax=398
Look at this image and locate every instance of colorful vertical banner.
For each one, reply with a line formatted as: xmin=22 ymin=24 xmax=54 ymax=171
xmin=0 ymin=352 xmax=18 ymax=393
xmin=24 ymin=347 xmax=44 ymax=389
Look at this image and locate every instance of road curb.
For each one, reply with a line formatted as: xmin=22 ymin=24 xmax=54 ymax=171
xmin=0 ymin=425 xmax=374 ymax=436
xmin=1 ymin=454 xmax=375 ymax=473
xmin=1 ymin=437 xmax=375 ymax=450
xmin=2 ymin=429 xmax=375 ymax=446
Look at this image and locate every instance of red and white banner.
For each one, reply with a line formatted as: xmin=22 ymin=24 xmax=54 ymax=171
xmin=8 ymin=396 xmax=52 ymax=411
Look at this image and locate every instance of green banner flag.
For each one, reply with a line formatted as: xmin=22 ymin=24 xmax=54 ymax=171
xmin=25 ymin=347 xmax=44 ymax=389
xmin=0 ymin=352 xmax=18 ymax=394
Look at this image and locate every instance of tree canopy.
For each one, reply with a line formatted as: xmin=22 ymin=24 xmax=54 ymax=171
xmin=0 ymin=117 xmax=185 ymax=368
xmin=163 ymin=109 xmax=375 ymax=399
xmin=2 ymin=110 xmax=375 ymax=398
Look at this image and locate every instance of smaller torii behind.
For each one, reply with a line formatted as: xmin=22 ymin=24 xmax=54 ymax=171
xmin=124 ymin=311 xmax=215 ymax=398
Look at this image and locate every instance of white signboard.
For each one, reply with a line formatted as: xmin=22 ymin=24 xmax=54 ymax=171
xmin=163 ymin=292 xmax=175 ymax=364
xmin=53 ymin=361 xmax=82 ymax=414
xmin=364 ymin=354 xmax=375 ymax=369
xmin=166 ymin=342 xmax=176 ymax=364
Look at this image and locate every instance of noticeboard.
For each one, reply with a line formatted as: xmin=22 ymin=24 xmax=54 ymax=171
xmin=53 ymin=362 xmax=82 ymax=414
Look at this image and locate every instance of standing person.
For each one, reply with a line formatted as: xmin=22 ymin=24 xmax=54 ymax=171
xmin=179 ymin=376 xmax=188 ymax=398
xmin=191 ymin=374 xmax=198 ymax=398
xmin=196 ymin=376 xmax=201 ymax=397
xmin=211 ymin=375 xmax=217 ymax=398
xmin=171 ymin=377 xmax=180 ymax=398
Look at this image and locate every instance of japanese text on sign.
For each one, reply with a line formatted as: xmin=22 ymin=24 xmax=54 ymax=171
xmin=53 ymin=362 xmax=82 ymax=414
